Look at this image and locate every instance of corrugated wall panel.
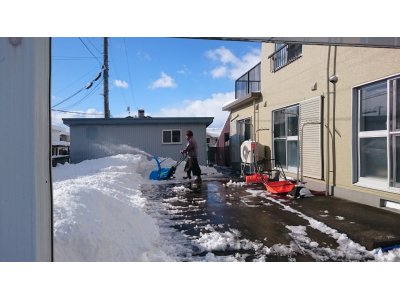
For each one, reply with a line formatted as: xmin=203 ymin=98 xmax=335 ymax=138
xmin=300 ymin=96 xmax=323 ymax=179
xmin=0 ymin=38 xmax=52 ymax=261
xmin=70 ymin=123 xmax=208 ymax=165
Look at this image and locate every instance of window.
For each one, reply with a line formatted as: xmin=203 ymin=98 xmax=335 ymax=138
xmin=355 ymin=77 xmax=400 ymax=189
xmin=237 ymin=118 xmax=252 ymax=144
xmin=273 ymin=105 xmax=299 ymax=171
xmin=269 ymin=43 xmax=302 ymax=72
xmin=162 ymin=129 xmax=181 ymax=144
xmin=224 ymin=133 xmax=230 ymax=147
xmin=206 ymin=137 xmax=210 ymax=144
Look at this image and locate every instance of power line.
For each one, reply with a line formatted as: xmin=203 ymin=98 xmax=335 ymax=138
xmin=62 ymin=79 xmax=103 ymax=110
xmin=78 ymin=37 xmax=102 ymax=66
xmin=123 ymin=38 xmax=136 ymax=109
xmin=51 ymin=108 xmax=103 ymax=116
xmin=52 ymin=88 xmax=86 ymax=108
xmin=52 ymin=69 xmax=103 ymax=108
xmin=85 ymin=38 xmax=101 ymax=54
xmin=53 ymin=66 xmax=99 ymax=95
xmin=108 ymin=39 xmax=129 ymax=108
xmin=53 ymin=56 xmax=101 ymax=61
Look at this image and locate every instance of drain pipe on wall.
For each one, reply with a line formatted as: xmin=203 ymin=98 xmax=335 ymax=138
xmin=253 ymin=98 xmax=256 ymax=142
xmin=331 ymin=46 xmax=338 ymax=189
xmin=326 ymin=46 xmax=331 ymax=196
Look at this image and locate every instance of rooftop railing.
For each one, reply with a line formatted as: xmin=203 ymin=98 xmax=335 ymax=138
xmin=235 ymin=62 xmax=261 ymax=99
xmin=269 ymin=44 xmax=302 ymax=72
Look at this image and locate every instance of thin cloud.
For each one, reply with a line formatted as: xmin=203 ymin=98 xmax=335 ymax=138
xmin=136 ymin=51 xmax=151 ymax=61
xmin=149 ymin=72 xmax=177 ymax=89
xmin=206 ymin=47 xmax=260 ymax=80
xmin=177 ymin=65 xmax=190 ymax=75
xmin=211 ymin=66 xmax=227 ymax=78
xmin=114 ymin=79 xmax=129 ymax=89
xmin=153 ymin=92 xmax=235 ymax=136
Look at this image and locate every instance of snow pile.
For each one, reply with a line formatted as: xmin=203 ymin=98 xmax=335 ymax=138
xmin=196 ymin=225 xmax=260 ymax=252
xmin=224 ymin=179 xmax=246 ymax=187
xmin=52 ymin=154 xmax=172 ymax=261
xmin=372 ymin=248 xmax=400 ymax=262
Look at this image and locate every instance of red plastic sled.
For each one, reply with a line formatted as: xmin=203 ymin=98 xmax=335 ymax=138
xmin=263 ymin=180 xmax=295 ymax=194
xmin=245 ymin=173 xmax=269 ymax=184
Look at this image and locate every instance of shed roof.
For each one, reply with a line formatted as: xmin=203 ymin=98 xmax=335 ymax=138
xmin=63 ymin=117 xmax=214 ymax=127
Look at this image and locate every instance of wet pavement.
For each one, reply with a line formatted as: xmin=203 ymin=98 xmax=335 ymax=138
xmin=142 ymin=177 xmax=400 ymax=262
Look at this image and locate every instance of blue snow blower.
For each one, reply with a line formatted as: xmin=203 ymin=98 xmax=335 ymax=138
xmin=149 ymin=155 xmax=186 ymax=180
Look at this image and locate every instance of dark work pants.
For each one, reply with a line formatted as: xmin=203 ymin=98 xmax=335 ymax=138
xmin=184 ymin=157 xmax=201 ymax=178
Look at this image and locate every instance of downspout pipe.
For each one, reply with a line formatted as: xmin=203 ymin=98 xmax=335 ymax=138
xmin=332 ymin=46 xmax=338 ymax=189
xmin=326 ymin=46 xmax=331 ymax=196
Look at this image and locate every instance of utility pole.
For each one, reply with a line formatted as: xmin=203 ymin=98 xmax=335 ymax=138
xmin=103 ymin=37 xmax=110 ymax=118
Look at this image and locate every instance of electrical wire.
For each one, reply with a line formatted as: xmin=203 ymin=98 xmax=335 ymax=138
xmin=78 ymin=37 xmax=102 ymax=66
xmin=52 ymin=69 xmax=103 ymax=108
xmin=52 ymin=87 xmax=86 ymax=108
xmin=62 ymin=79 xmax=104 ymax=110
xmin=85 ymin=38 xmax=101 ymax=54
xmin=123 ymin=38 xmax=136 ymax=108
xmin=53 ymin=56 xmax=101 ymax=61
xmin=108 ymin=38 xmax=128 ymax=108
xmin=53 ymin=67 xmax=98 ymax=95
xmin=51 ymin=108 xmax=103 ymax=116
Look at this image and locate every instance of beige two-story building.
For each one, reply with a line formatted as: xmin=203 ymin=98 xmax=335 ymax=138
xmin=223 ymin=42 xmax=400 ymax=211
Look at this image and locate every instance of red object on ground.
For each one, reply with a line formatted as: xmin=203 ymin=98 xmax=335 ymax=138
xmin=245 ymin=173 xmax=269 ymax=184
xmin=263 ymin=180 xmax=295 ymax=194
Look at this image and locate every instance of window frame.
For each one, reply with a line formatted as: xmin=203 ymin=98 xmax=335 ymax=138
xmin=353 ymin=76 xmax=400 ymax=193
xmin=162 ymin=129 xmax=182 ymax=145
xmin=272 ymin=105 xmax=299 ymax=173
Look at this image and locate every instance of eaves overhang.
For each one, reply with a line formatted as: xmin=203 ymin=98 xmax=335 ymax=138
xmin=222 ymin=92 xmax=261 ymax=111
xmin=63 ymin=117 xmax=214 ymax=127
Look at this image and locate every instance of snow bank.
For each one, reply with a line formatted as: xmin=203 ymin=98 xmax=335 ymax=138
xmin=53 ymin=154 xmax=171 ymax=261
xmin=372 ymin=248 xmax=400 ymax=262
xmin=52 ymin=152 xmax=222 ymax=261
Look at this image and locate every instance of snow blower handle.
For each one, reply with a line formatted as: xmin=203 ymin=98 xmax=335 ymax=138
xmin=175 ymin=154 xmax=187 ymax=167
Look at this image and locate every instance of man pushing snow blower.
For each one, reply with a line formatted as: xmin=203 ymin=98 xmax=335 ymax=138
xmin=149 ymin=155 xmax=186 ymax=180
xmin=180 ymin=130 xmax=202 ymax=183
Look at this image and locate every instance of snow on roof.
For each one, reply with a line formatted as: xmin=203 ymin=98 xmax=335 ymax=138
xmin=52 ymin=140 xmax=70 ymax=146
xmin=52 ymin=124 xmax=69 ymax=135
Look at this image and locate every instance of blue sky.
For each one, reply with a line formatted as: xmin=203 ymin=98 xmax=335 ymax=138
xmin=51 ymin=37 xmax=261 ymax=135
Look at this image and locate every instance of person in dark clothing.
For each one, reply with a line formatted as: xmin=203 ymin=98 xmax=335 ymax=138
xmin=180 ymin=130 xmax=202 ymax=183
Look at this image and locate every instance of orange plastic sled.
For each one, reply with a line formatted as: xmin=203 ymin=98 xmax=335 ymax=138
xmin=245 ymin=173 xmax=269 ymax=184
xmin=263 ymin=180 xmax=295 ymax=194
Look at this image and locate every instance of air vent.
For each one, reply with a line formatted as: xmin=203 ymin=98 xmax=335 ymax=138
xmin=380 ymin=199 xmax=400 ymax=211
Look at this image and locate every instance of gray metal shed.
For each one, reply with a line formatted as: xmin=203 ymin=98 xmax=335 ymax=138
xmin=63 ymin=116 xmax=214 ymax=165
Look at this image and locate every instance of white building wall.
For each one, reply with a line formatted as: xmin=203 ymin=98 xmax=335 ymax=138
xmin=0 ymin=38 xmax=52 ymax=261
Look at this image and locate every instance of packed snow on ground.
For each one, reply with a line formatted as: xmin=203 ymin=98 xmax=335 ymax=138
xmin=52 ymin=152 xmax=218 ymax=261
xmin=52 ymin=151 xmax=400 ymax=262
xmin=262 ymin=195 xmax=400 ymax=262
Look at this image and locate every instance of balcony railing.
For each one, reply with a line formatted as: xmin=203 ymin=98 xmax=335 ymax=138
xmin=269 ymin=44 xmax=302 ymax=72
xmin=235 ymin=62 xmax=261 ymax=99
